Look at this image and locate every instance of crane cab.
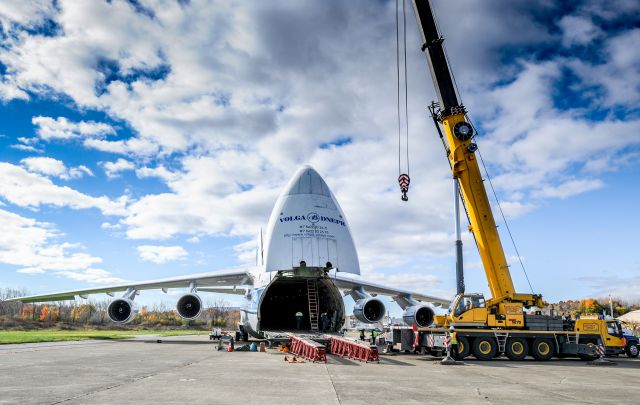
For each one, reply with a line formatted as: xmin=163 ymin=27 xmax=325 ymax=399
xmin=444 ymin=293 xmax=528 ymax=329
xmin=445 ymin=293 xmax=488 ymax=327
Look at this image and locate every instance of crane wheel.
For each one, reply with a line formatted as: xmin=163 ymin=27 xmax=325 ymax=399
xmin=454 ymin=336 xmax=470 ymax=360
xmin=473 ymin=337 xmax=497 ymax=360
xmin=505 ymin=338 xmax=528 ymax=361
xmin=531 ymin=338 xmax=554 ymax=361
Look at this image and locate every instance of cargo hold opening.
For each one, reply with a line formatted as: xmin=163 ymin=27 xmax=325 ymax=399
xmin=259 ymin=276 xmax=344 ymax=332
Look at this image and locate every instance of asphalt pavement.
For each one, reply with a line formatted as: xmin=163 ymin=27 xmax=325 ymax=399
xmin=1 ymin=335 xmax=638 ymax=404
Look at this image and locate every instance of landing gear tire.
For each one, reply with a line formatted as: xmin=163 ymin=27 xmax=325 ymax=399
xmin=505 ymin=338 xmax=528 ymax=361
xmin=473 ymin=337 xmax=497 ymax=360
xmin=454 ymin=336 xmax=470 ymax=360
xmin=531 ymin=338 xmax=554 ymax=361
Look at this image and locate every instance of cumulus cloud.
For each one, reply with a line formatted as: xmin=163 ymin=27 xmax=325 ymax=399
xmin=101 ymin=158 xmax=135 ymax=178
xmin=20 ymin=156 xmax=93 ymax=180
xmin=0 ymin=208 xmax=122 ymax=283
xmin=558 ymin=15 xmax=603 ymax=47
xmin=137 ymin=245 xmax=188 ymax=264
xmin=0 ymin=0 xmax=638 ymax=286
xmin=32 ymin=116 xmax=115 ymax=140
xmin=0 ymin=162 xmax=127 ymax=215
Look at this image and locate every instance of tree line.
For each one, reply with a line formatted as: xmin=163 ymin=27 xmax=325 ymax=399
xmin=0 ymin=288 xmax=239 ymax=330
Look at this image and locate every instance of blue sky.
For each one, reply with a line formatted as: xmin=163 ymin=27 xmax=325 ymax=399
xmin=0 ymin=0 xmax=639 ymax=309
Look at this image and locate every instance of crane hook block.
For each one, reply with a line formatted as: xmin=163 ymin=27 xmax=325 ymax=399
xmin=398 ymin=174 xmax=410 ymax=201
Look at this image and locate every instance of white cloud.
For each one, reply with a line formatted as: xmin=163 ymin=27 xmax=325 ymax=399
xmin=32 ymin=116 xmax=115 ymax=141
xmin=100 ymin=222 xmax=121 ymax=230
xmin=0 ymin=208 xmax=121 ymax=283
xmin=0 ymin=162 xmax=127 ymax=215
xmin=0 ymin=1 xmax=56 ymax=32
xmin=101 ymin=158 xmax=135 ymax=178
xmin=135 ymin=165 xmax=179 ymax=182
xmin=534 ymin=179 xmax=604 ymax=200
xmin=56 ymin=268 xmax=125 ymax=284
xmin=0 ymin=0 xmax=638 ymax=285
xmin=20 ymin=156 xmax=93 ymax=180
xmin=137 ymin=245 xmax=188 ymax=264
xmin=558 ymin=15 xmax=603 ymax=47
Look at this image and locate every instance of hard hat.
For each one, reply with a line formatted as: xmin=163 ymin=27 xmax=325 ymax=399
xmin=449 ymin=325 xmax=455 ymax=331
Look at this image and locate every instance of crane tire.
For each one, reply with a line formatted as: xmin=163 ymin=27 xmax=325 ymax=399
xmin=473 ymin=337 xmax=497 ymax=360
xmin=505 ymin=337 xmax=528 ymax=361
xmin=531 ymin=338 xmax=554 ymax=361
xmin=454 ymin=336 xmax=470 ymax=360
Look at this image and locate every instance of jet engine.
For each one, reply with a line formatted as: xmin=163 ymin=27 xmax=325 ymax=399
xmin=353 ymin=297 xmax=385 ymax=323
xmin=402 ymin=304 xmax=435 ymax=328
xmin=107 ymin=298 xmax=138 ymax=324
xmin=176 ymin=293 xmax=202 ymax=320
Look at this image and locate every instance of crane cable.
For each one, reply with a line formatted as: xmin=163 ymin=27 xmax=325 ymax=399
xmin=429 ymin=1 xmax=535 ymax=294
xmin=473 ymin=133 xmax=535 ymax=294
xmin=396 ymin=0 xmax=410 ymax=201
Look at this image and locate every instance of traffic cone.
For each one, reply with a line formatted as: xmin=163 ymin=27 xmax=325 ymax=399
xmin=227 ymin=341 xmax=233 ymax=352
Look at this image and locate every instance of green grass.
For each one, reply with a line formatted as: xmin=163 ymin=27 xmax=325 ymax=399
xmin=0 ymin=329 xmax=209 ymax=344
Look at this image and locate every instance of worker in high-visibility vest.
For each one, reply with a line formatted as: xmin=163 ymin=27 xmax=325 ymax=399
xmin=449 ymin=325 xmax=458 ymax=359
xmin=295 ymin=311 xmax=304 ymax=330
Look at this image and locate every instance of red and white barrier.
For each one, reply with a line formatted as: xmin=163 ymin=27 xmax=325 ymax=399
xmin=329 ymin=337 xmax=379 ymax=363
xmin=289 ymin=336 xmax=327 ymax=363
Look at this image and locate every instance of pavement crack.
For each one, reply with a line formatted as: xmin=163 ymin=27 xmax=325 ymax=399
xmin=324 ymin=364 xmax=342 ymax=405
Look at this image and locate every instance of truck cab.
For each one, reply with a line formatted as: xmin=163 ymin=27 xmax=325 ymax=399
xmin=574 ymin=315 xmax=626 ymax=356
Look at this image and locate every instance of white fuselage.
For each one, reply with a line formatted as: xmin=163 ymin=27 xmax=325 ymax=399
xmin=239 ymin=166 xmax=358 ymax=337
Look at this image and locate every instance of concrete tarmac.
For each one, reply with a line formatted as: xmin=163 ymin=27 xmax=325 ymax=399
xmin=1 ymin=335 xmax=638 ymax=404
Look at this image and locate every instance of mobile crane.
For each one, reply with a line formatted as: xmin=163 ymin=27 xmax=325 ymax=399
xmin=408 ymin=0 xmax=626 ymax=360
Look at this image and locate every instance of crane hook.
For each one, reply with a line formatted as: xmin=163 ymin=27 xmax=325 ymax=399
xmin=398 ymin=173 xmax=410 ymax=201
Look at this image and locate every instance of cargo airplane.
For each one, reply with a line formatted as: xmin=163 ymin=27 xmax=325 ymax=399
xmin=10 ymin=166 xmax=448 ymax=338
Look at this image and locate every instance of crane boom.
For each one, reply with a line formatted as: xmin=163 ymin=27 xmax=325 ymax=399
xmin=411 ymin=0 xmax=542 ymax=309
xmin=404 ymin=2 xmax=626 ymax=359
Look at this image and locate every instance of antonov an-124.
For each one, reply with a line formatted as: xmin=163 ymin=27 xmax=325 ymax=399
xmin=11 ymin=166 xmax=449 ymax=338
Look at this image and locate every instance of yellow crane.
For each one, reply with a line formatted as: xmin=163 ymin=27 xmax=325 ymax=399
xmin=408 ymin=0 xmax=626 ymax=360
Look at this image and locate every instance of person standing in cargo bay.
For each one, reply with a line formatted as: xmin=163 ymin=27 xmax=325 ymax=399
xmin=295 ymin=311 xmax=304 ymax=329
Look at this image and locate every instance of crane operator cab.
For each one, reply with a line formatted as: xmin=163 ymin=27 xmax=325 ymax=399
xmin=448 ymin=293 xmax=488 ymax=327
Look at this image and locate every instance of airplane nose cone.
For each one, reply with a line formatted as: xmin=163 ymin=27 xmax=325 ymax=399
xmin=284 ymin=166 xmax=331 ymax=197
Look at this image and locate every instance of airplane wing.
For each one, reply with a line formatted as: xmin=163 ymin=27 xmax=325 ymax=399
xmin=7 ymin=268 xmax=254 ymax=303
xmin=332 ymin=273 xmax=450 ymax=307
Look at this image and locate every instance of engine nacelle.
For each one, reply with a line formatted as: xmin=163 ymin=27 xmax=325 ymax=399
xmin=176 ymin=293 xmax=202 ymax=320
xmin=402 ymin=304 xmax=435 ymax=328
xmin=353 ymin=298 xmax=385 ymax=323
xmin=107 ymin=298 xmax=138 ymax=324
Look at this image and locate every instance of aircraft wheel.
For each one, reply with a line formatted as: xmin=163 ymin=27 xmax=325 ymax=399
xmin=531 ymin=338 xmax=555 ymax=361
xmin=454 ymin=336 xmax=470 ymax=360
xmin=473 ymin=337 xmax=497 ymax=360
xmin=505 ymin=338 xmax=528 ymax=361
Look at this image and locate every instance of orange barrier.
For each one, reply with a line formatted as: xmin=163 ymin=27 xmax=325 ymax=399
xmin=329 ymin=337 xmax=379 ymax=363
xmin=289 ymin=336 xmax=327 ymax=363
